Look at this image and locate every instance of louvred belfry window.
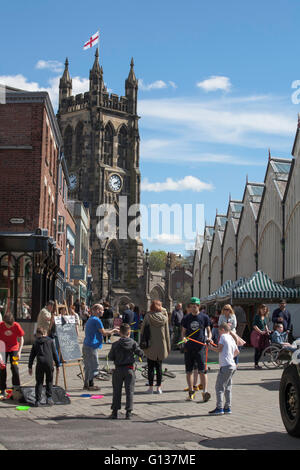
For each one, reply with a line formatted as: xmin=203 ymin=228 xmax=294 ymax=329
xmin=117 ymin=126 xmax=128 ymax=169
xmin=104 ymin=124 xmax=113 ymax=166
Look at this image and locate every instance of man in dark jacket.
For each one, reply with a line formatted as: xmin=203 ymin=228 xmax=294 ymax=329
xmin=122 ymin=304 xmax=135 ymax=326
xmin=28 ymin=327 xmax=60 ymax=406
xmin=108 ymin=323 xmax=143 ymax=420
xmin=272 ymin=300 xmax=292 ymax=334
xmin=171 ymin=303 xmax=184 ymax=350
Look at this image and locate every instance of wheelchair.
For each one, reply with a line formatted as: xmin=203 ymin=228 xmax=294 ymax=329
xmin=261 ymin=334 xmax=293 ymax=369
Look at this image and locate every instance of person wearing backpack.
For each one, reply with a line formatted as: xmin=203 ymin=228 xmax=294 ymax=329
xmin=140 ymin=300 xmax=170 ymax=394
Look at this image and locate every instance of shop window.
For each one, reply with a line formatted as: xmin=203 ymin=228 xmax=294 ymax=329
xmin=0 ymin=254 xmax=15 ymax=317
xmin=16 ymin=255 xmax=33 ymax=320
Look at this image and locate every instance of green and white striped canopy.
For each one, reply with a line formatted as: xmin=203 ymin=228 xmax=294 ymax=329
xmin=202 ymin=277 xmax=246 ymax=303
xmin=231 ymin=271 xmax=300 ymax=300
xmin=216 ymin=277 xmax=247 ymax=301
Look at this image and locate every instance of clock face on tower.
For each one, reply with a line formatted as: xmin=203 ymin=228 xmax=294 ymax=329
xmin=108 ymin=173 xmax=122 ymax=193
xmin=69 ymin=174 xmax=77 ymax=191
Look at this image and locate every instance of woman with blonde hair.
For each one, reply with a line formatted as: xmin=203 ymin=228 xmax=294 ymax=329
xmin=140 ymin=300 xmax=171 ymax=394
xmin=218 ymin=305 xmax=237 ymax=333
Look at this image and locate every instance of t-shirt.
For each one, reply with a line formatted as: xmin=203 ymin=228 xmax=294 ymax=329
xmin=83 ymin=316 xmax=104 ymax=349
xmin=219 ymin=333 xmax=237 ymax=367
xmin=181 ymin=313 xmax=210 ymax=350
xmin=0 ymin=321 xmax=25 ymax=352
xmin=253 ymin=314 xmax=268 ymax=331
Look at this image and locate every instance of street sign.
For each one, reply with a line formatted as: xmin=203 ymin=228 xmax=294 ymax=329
xmin=70 ymin=265 xmax=86 ymax=281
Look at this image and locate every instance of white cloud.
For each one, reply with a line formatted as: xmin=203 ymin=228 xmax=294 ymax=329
xmin=138 ymin=96 xmax=296 ymax=152
xmin=0 ymin=74 xmax=89 ymax=111
xmin=148 ymin=233 xmax=184 ymax=245
xmin=196 ymin=75 xmax=232 ymax=92
xmin=140 ymin=140 xmax=266 ymax=166
xmin=138 ymin=79 xmax=168 ymax=91
xmin=36 ymin=60 xmax=64 ymax=73
xmin=138 ymin=79 xmax=177 ymax=91
xmin=141 ymin=176 xmax=214 ymax=192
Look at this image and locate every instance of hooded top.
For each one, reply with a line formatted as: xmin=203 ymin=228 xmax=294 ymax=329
xmin=140 ymin=311 xmax=171 ymax=361
xmin=28 ymin=336 xmax=60 ymax=369
xmin=108 ymin=337 xmax=143 ymax=367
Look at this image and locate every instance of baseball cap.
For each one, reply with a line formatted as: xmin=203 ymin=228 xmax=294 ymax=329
xmin=190 ymin=297 xmax=200 ymax=305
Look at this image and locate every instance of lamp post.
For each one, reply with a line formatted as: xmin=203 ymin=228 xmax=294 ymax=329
xmin=106 ymin=259 xmax=112 ymax=304
xmin=100 ymin=237 xmax=109 ymax=301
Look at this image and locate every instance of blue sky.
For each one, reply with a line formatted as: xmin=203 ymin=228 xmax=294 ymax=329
xmin=1 ymin=0 xmax=300 ymax=254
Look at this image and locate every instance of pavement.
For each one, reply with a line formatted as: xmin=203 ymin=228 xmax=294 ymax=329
xmin=0 ymin=331 xmax=300 ymax=451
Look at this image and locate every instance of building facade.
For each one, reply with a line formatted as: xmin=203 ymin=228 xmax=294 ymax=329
xmin=57 ymin=50 xmax=144 ymax=309
xmin=0 ymin=87 xmax=63 ymax=340
xmin=193 ymin=121 xmax=300 ymax=300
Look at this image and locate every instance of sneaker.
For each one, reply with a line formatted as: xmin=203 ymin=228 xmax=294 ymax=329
xmin=146 ymin=388 xmax=153 ymax=394
xmin=223 ymin=407 xmax=232 ymax=414
xmin=34 ymin=401 xmax=40 ymax=407
xmin=126 ymin=411 xmax=132 ymax=420
xmin=87 ymin=385 xmax=100 ymax=391
xmin=186 ymin=391 xmax=196 ymax=401
xmin=47 ymin=398 xmax=54 ymax=406
xmin=202 ymin=392 xmax=211 ymax=402
xmin=208 ymin=407 xmax=224 ymax=415
xmin=109 ymin=410 xmax=118 ymax=420
xmin=156 ymin=389 xmax=163 ymax=394
xmin=255 ymin=365 xmax=262 ymax=370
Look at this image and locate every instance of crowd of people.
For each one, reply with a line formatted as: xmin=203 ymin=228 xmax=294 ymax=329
xmin=0 ymin=297 xmax=298 ymax=417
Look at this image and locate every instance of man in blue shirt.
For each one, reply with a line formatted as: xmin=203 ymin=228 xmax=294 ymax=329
xmin=83 ymin=304 xmax=119 ymax=391
xmin=181 ymin=297 xmax=211 ymax=402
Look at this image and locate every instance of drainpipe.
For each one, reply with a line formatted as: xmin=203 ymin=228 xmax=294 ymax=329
xmin=282 ymin=201 xmax=285 ymax=283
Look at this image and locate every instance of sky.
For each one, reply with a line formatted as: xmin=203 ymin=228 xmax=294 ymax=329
xmin=1 ymin=0 xmax=300 ymax=255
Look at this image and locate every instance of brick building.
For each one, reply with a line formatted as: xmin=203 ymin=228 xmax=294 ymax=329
xmin=0 ymin=86 xmax=66 ymax=341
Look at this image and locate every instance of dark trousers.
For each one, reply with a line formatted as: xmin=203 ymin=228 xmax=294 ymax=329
xmin=35 ymin=362 xmax=54 ymax=401
xmin=147 ymin=358 xmax=163 ymax=387
xmin=254 ymin=348 xmax=263 ymax=366
xmin=112 ymin=366 xmax=135 ymax=412
xmin=0 ymin=351 xmax=21 ymax=392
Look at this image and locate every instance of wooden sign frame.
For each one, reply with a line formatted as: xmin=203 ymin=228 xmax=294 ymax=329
xmin=54 ymin=301 xmax=84 ymax=390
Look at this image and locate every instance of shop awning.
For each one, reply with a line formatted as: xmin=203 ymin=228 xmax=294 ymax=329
xmin=201 ymin=277 xmax=246 ymax=303
xmin=216 ymin=277 xmax=247 ymax=301
xmin=231 ymin=271 xmax=300 ymax=300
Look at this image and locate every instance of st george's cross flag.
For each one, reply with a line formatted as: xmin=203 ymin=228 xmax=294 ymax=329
xmin=83 ymin=31 xmax=99 ymax=50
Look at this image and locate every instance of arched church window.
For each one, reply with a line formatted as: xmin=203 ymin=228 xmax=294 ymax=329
xmin=64 ymin=126 xmax=73 ymax=165
xmin=104 ymin=124 xmax=113 ymax=166
xmin=75 ymin=122 xmax=84 ymax=164
xmin=117 ymin=126 xmax=128 ymax=169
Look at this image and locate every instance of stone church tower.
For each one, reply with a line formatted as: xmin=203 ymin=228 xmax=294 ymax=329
xmin=57 ymin=48 xmax=144 ymax=308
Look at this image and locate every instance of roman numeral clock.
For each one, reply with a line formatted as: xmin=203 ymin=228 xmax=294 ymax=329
xmin=107 ymin=173 xmax=123 ymax=193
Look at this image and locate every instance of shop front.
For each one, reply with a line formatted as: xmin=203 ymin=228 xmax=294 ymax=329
xmin=0 ymin=232 xmax=61 ymax=343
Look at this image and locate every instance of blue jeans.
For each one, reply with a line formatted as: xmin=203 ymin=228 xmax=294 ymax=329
xmin=82 ymin=345 xmax=99 ymax=386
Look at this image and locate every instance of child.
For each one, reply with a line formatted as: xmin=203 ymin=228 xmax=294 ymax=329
xmin=108 ymin=323 xmax=143 ymax=420
xmin=28 ymin=327 xmax=60 ymax=407
xmin=207 ymin=322 xmax=239 ymax=415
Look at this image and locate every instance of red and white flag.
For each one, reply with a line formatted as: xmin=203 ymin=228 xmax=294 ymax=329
xmin=83 ymin=31 xmax=100 ymax=50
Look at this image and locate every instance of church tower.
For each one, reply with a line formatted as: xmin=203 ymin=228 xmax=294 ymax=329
xmin=57 ymin=47 xmax=144 ymax=307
